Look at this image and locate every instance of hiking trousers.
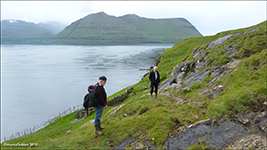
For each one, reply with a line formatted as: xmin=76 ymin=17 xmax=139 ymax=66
xmin=150 ymin=82 xmax=159 ymax=94
xmin=94 ymin=105 xmax=104 ymax=126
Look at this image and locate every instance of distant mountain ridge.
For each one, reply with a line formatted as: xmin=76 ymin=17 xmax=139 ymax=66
xmin=119 ymin=14 xmax=201 ymax=43
xmin=1 ymin=19 xmax=55 ymax=44
xmin=50 ymin=12 xmax=202 ymax=45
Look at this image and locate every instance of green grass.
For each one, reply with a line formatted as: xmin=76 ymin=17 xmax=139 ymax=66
xmin=2 ymin=20 xmax=266 ymax=149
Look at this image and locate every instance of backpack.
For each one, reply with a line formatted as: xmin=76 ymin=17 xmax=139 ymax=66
xmin=83 ymin=84 xmax=100 ymax=115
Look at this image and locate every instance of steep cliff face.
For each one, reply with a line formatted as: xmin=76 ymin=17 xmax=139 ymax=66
xmin=49 ymin=12 xmax=202 ymax=45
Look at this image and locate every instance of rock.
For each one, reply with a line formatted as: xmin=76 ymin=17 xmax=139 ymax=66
xmin=175 ymin=72 xmax=186 ymax=84
xmin=254 ymin=111 xmax=267 ymax=124
xmin=133 ymin=141 xmax=147 ymax=150
xmin=181 ymin=87 xmax=190 ymax=92
xmin=183 ymin=69 xmax=210 ymax=86
xmin=81 ymin=120 xmax=94 ymax=127
xmin=159 ymin=91 xmax=170 ymax=97
xmin=258 ymin=120 xmax=267 ymax=133
xmin=164 ymin=119 xmax=247 ymax=149
xmin=228 ymin=134 xmax=267 ymax=150
xmin=65 ymin=130 xmax=71 ymax=136
xmin=224 ymin=59 xmax=241 ymax=69
xmin=113 ymin=137 xmax=136 ymax=150
xmin=171 ymin=64 xmax=181 ymax=78
xmin=236 ymin=115 xmax=250 ymax=125
xmin=173 ymin=97 xmax=186 ymax=105
xmin=76 ymin=109 xmax=89 ymax=118
xmin=70 ymin=118 xmax=84 ymax=123
xmin=210 ymin=67 xmax=222 ymax=76
xmin=245 ymin=112 xmax=256 ymax=120
xmin=106 ymin=104 xmax=126 ymax=117
xmin=208 ymin=34 xmax=233 ymax=48
xmin=198 ymin=89 xmax=213 ymax=96
xmin=198 ymin=85 xmax=223 ymax=98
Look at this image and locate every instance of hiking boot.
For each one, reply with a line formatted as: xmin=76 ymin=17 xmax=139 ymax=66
xmin=95 ymin=125 xmax=103 ymax=135
xmin=99 ymin=123 xmax=105 ymax=130
xmin=150 ymin=93 xmax=153 ymax=98
xmin=155 ymin=93 xmax=157 ymax=98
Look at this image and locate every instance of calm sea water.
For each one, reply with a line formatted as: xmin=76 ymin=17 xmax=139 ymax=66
xmin=1 ymin=44 xmax=172 ymax=141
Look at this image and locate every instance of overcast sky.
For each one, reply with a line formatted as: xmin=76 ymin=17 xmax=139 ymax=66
xmin=1 ymin=1 xmax=266 ymax=36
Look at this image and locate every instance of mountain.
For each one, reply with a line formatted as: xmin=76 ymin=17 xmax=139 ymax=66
xmin=120 ymin=14 xmax=202 ymax=43
xmin=2 ymin=21 xmax=266 ymax=149
xmin=1 ymin=19 xmax=55 ymax=44
xmin=37 ymin=21 xmax=67 ymax=34
xmin=49 ymin=12 xmax=202 ymax=45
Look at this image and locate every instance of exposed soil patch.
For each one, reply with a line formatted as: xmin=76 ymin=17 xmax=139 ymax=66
xmin=139 ymin=107 xmax=149 ymax=115
xmin=171 ymin=118 xmax=183 ymax=127
xmin=243 ymin=49 xmax=252 ymax=57
xmin=245 ymin=94 xmax=266 ymax=112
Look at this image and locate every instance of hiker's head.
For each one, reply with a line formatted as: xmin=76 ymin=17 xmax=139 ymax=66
xmin=99 ymin=76 xmax=107 ymax=86
xmin=153 ymin=66 xmax=158 ymax=72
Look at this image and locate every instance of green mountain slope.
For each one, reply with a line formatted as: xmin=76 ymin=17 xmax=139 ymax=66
xmin=49 ymin=12 xmax=202 ymax=45
xmin=2 ymin=21 xmax=266 ymax=149
xmin=49 ymin=12 xmax=160 ymax=45
xmin=120 ymin=14 xmax=202 ymax=43
xmin=1 ymin=20 xmax=55 ymax=44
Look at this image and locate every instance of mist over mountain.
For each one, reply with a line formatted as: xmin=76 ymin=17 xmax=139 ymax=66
xmin=1 ymin=19 xmax=55 ymax=44
xmin=50 ymin=12 xmax=202 ymax=45
xmin=37 ymin=21 xmax=67 ymax=34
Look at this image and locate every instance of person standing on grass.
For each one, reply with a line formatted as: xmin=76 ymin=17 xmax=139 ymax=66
xmin=149 ymin=66 xmax=160 ymax=98
xmin=94 ymin=76 xmax=107 ymax=135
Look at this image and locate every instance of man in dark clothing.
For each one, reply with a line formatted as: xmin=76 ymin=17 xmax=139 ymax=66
xmin=94 ymin=76 xmax=107 ymax=135
xmin=149 ymin=66 xmax=160 ymax=98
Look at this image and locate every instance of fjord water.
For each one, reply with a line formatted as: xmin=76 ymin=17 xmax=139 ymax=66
xmin=1 ymin=44 xmax=171 ymax=141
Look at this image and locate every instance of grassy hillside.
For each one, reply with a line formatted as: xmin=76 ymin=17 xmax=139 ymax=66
xmin=2 ymin=21 xmax=266 ymax=149
xmin=1 ymin=20 xmax=55 ymax=44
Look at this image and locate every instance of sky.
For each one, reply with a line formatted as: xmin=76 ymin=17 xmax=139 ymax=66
xmin=1 ymin=1 xmax=266 ymax=36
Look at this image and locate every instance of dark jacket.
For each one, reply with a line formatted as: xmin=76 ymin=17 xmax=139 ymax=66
xmin=96 ymin=83 xmax=107 ymax=106
xmin=149 ymin=71 xmax=160 ymax=84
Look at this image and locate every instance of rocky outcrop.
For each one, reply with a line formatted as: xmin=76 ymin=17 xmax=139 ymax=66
xmin=164 ymin=111 xmax=267 ymax=149
xmin=157 ymin=27 xmax=266 ymax=149
xmin=158 ymin=28 xmax=258 ymax=97
xmin=107 ymin=87 xmax=133 ymax=106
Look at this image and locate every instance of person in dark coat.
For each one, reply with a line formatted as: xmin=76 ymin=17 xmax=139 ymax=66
xmin=94 ymin=76 xmax=107 ymax=135
xmin=149 ymin=66 xmax=160 ymax=98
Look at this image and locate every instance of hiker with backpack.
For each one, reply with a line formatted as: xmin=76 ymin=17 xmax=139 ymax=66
xmin=149 ymin=66 xmax=160 ymax=98
xmin=84 ymin=76 xmax=107 ymax=135
xmin=93 ymin=76 xmax=107 ymax=135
